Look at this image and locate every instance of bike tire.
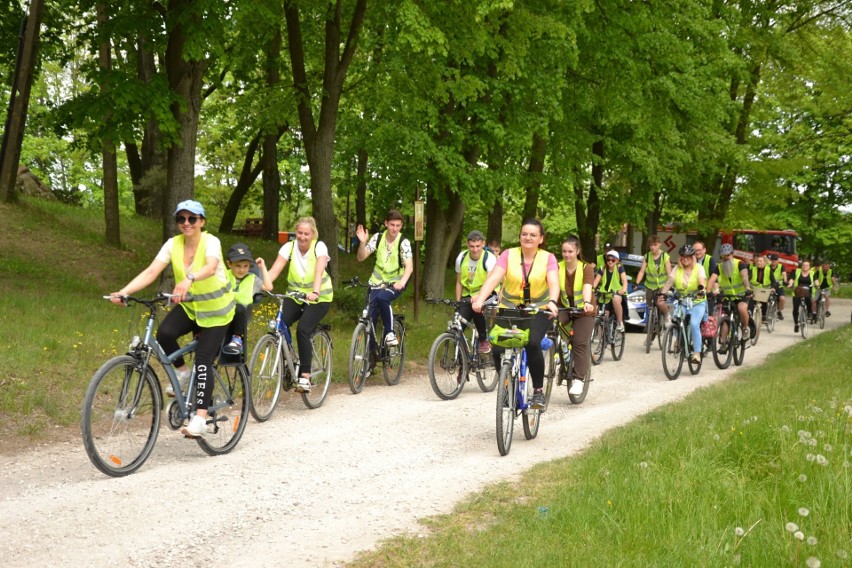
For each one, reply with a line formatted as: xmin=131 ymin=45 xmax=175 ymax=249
xmin=495 ymin=364 xmax=515 ymax=456
xmin=522 ymin=385 xmax=541 ymax=441
xmin=645 ymin=306 xmax=656 ymax=354
xmin=248 ymin=333 xmax=283 ymax=422
xmin=590 ymin=319 xmax=605 ymax=366
xmin=818 ymin=300 xmax=826 ymax=329
xmin=382 ymin=318 xmax=406 ymax=386
xmin=81 ymin=356 xmax=161 ymax=477
xmin=732 ymin=325 xmax=746 ymax=367
xmin=301 ymin=330 xmax=333 ymax=409
xmin=542 ymin=345 xmax=558 ymax=410
xmin=428 ymin=332 xmax=467 ymax=400
xmin=475 ymin=361 xmax=498 ymax=393
xmin=196 ymin=364 xmax=250 ymax=456
xmin=765 ymin=299 xmax=776 ymax=333
xmin=712 ymin=317 xmax=733 ymax=370
xmin=750 ymin=307 xmax=761 ymax=347
xmin=661 ymin=327 xmax=683 ymax=381
xmin=611 ymin=326 xmax=626 ymax=361
xmin=800 ymin=309 xmax=809 ymax=339
xmin=348 ymin=323 xmax=370 ymax=394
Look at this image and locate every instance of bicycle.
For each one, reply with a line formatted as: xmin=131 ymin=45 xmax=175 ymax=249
xmin=247 ymin=290 xmax=333 ymax=421
xmin=543 ymin=307 xmax=589 ymax=405
xmin=661 ymin=292 xmax=714 ymax=380
xmin=762 ymin=287 xmax=778 ymax=333
xmin=815 ymin=288 xmax=828 ymax=330
xmin=747 ymin=287 xmax=774 ymax=346
xmin=345 ymin=276 xmax=406 ymax=394
xmin=643 ymin=288 xmax=664 ymax=354
xmin=485 ymin=306 xmax=547 ymax=456
xmin=426 ymin=298 xmax=498 ymax=400
xmin=82 ymin=294 xmax=249 ymax=477
xmin=713 ymin=294 xmax=755 ymax=368
xmin=794 ymin=286 xmax=811 ymax=339
xmin=590 ymin=291 xmax=626 ymax=365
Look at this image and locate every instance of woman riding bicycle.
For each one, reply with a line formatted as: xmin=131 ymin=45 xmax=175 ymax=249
xmin=471 ymin=219 xmax=560 ymax=409
xmin=267 ymin=217 xmax=334 ymax=393
xmin=658 ymin=244 xmax=707 ymax=364
xmin=593 ymin=250 xmax=629 ymax=332
xmin=557 ymin=236 xmax=596 ymax=396
xmin=109 ymin=200 xmax=235 ymax=438
xmin=788 ymin=259 xmax=816 ymax=333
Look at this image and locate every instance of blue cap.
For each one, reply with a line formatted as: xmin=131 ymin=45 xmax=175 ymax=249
xmin=174 ymin=200 xmax=205 ymax=217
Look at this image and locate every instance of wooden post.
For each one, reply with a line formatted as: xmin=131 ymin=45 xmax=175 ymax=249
xmin=413 ymin=190 xmax=425 ymax=322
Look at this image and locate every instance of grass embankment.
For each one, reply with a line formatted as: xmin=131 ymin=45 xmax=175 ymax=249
xmin=0 ymin=197 xmax=451 ymax=440
xmin=350 ymin=324 xmax=852 ymax=567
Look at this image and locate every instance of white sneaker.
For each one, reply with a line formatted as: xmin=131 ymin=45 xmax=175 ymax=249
xmin=385 ymin=332 xmax=399 ymax=347
xmin=569 ymin=379 xmax=584 ymax=396
xmin=181 ymin=414 xmax=207 ymax=438
xmin=166 ymin=369 xmax=191 ymax=397
xmin=295 ymin=376 xmax=312 ymax=393
xmin=616 ymin=321 xmax=625 ymax=332
xmin=664 ymin=315 xmax=673 ymax=329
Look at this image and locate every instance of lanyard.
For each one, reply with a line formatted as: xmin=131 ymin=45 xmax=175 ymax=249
xmin=520 ymin=251 xmax=536 ymax=305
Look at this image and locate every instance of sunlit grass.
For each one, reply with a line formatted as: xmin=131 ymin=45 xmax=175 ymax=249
xmin=349 ymin=325 xmax=852 ymax=567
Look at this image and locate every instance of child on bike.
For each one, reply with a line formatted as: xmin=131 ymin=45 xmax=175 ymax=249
xmin=223 ymin=243 xmax=273 ymax=355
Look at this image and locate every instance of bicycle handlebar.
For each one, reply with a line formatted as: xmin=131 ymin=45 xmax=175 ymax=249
xmin=103 ymin=292 xmax=178 ymax=309
xmin=344 ymin=276 xmax=395 ymax=290
xmin=260 ymin=290 xmax=307 ymax=301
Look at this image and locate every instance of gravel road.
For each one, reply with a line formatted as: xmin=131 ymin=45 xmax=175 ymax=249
xmin=1 ymin=299 xmax=848 ymax=567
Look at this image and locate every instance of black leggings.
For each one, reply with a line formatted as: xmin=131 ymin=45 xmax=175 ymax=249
xmin=457 ymin=296 xmax=488 ymax=340
xmin=156 ymin=306 xmax=229 ymax=410
xmin=281 ymin=297 xmax=331 ymax=376
xmin=492 ymin=312 xmax=551 ymax=389
xmin=792 ymin=295 xmax=813 ymax=324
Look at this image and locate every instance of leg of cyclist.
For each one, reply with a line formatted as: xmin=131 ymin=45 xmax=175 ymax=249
xmin=737 ymin=299 xmax=750 ymax=339
xmin=567 ymin=312 xmax=594 ymax=391
xmin=793 ymin=296 xmax=802 ymax=332
xmin=527 ymin=313 xmax=550 ymax=408
xmin=371 ymin=287 xmax=403 ymax=346
xmin=293 ymin=302 xmax=330 ymax=390
xmin=776 ymin=287 xmax=786 ymax=320
xmin=656 ymin=293 xmax=671 ymax=327
xmin=689 ymin=301 xmax=707 ymax=363
xmin=458 ymin=298 xmax=490 ymax=353
xmin=612 ymin=293 xmax=625 ymax=331
xmin=157 ymin=306 xmax=196 ymax=395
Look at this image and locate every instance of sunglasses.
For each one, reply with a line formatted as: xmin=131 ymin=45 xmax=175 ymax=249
xmin=175 ymin=215 xmax=199 ymax=225
xmin=606 ymin=258 xmax=617 ymax=263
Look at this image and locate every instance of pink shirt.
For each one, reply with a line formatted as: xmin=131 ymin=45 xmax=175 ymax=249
xmin=495 ymin=249 xmax=559 ymax=274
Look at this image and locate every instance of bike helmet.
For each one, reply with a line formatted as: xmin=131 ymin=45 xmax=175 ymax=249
xmin=679 ymin=244 xmax=695 ymax=256
xmin=719 ymin=243 xmax=734 ymax=256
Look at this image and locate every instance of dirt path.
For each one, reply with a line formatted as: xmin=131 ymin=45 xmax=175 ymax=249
xmin=1 ymin=300 xmax=849 ymax=567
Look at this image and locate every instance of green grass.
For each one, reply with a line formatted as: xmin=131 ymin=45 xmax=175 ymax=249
xmin=0 ymin=197 xmax=456 ymax=440
xmin=835 ymin=282 xmax=852 ymax=300
xmin=349 ymin=325 xmax=852 ymax=567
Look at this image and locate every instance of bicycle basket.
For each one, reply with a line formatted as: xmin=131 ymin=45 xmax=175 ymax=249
xmin=752 ymin=287 xmax=772 ymax=303
xmin=485 ymin=307 xmax=532 ymax=348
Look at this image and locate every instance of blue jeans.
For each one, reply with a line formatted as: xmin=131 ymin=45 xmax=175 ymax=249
xmin=370 ymin=286 xmax=403 ymax=341
xmin=688 ymin=301 xmax=708 ymax=355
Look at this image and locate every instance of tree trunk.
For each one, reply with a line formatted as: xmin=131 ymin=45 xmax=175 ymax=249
xmin=575 ymin=139 xmax=603 ymax=262
xmin=0 ymin=0 xmax=44 ymax=203
xmin=422 ymin=184 xmax=466 ymax=299
xmin=355 ymin=147 xmax=368 ymax=227
xmin=486 ymin=192 xmax=503 ymax=247
xmin=97 ymin=2 xmax=120 ymax=247
xmin=262 ymin=24 xmax=283 ymax=241
xmin=521 ymin=131 xmax=547 ymax=221
xmin=162 ymin=0 xmax=207 ymax=241
xmin=283 ymin=0 xmax=367 ymax=283
xmin=220 ymin=133 xmax=262 ymax=232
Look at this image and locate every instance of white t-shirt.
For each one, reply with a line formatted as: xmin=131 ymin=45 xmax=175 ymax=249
xmin=455 ymin=249 xmax=497 ymax=275
xmin=155 ymin=233 xmax=228 ymax=284
xmin=277 ymin=240 xmax=330 ymax=280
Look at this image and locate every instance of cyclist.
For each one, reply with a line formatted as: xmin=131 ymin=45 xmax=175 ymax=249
xmin=487 ymin=239 xmax=502 ymax=257
xmin=109 ymin=200 xmax=235 ymax=438
xmin=471 ymin=219 xmax=560 ymax=409
xmin=593 ymin=250 xmax=629 ymax=332
xmin=708 ymin=243 xmax=753 ymax=341
xmin=788 ymin=260 xmax=817 ymax=332
xmin=223 ymin=242 xmax=273 ymax=355
xmin=748 ymin=254 xmax=777 ymax=318
xmin=557 ymin=236 xmax=596 ymax=396
xmin=658 ymin=244 xmax=707 ymax=364
xmin=693 ymin=241 xmax=718 ymax=315
xmin=814 ymin=260 xmax=838 ymax=317
xmin=355 ymin=209 xmax=413 ymax=347
xmin=267 ymin=217 xmax=334 ymax=393
xmin=767 ymin=253 xmax=787 ymax=320
xmin=635 ymin=235 xmax=672 ymax=322
xmin=455 ymin=230 xmax=497 ymax=353
xmin=595 ymin=242 xmax=612 ymax=270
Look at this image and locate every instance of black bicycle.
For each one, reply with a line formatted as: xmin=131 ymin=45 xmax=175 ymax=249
xmin=713 ymin=294 xmax=755 ymax=368
xmin=345 ymin=276 xmax=406 ymax=394
xmin=590 ymin=291 xmax=625 ymax=365
xmin=544 ymin=307 xmax=590 ymax=404
xmin=426 ymin=298 xmax=497 ymax=400
xmin=661 ymin=292 xmax=714 ymax=380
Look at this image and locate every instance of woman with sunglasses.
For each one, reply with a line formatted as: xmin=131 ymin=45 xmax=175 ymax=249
xmin=658 ymin=244 xmax=707 ymax=364
xmin=593 ymin=250 xmax=629 ymax=332
xmin=471 ymin=219 xmax=560 ymax=409
xmin=109 ymin=200 xmax=235 ymax=438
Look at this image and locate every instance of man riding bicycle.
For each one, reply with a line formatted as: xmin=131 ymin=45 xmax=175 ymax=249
xmin=635 ymin=235 xmax=672 ymax=318
xmin=708 ymin=243 xmax=753 ymax=341
xmin=455 ymin=230 xmax=497 ymax=353
xmin=767 ymin=253 xmax=787 ymax=320
xmin=748 ymin=254 xmax=778 ymax=318
xmin=814 ymin=260 xmax=838 ymax=317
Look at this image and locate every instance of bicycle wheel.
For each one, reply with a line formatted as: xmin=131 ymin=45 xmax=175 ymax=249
xmin=799 ymin=308 xmax=809 ymax=339
xmin=661 ymin=327 xmax=683 ymax=381
xmin=522 ymin=376 xmax=541 ymax=441
xmin=428 ymin=332 xmax=467 ymax=400
xmin=82 ymin=356 xmax=161 ymax=477
xmin=195 ymin=364 xmax=249 ymax=456
xmin=247 ymin=333 xmax=283 ymax=422
xmin=542 ymin=345 xmax=558 ymax=409
xmin=301 ymin=330 xmax=333 ymax=409
xmin=750 ymin=308 xmax=761 ymax=346
xmin=472 ymin=329 xmax=498 ymax=392
xmin=732 ymin=323 xmax=746 ymax=367
xmin=495 ymin=363 xmax=515 ymax=456
xmin=712 ymin=317 xmax=733 ymax=370
xmin=765 ymin=298 xmax=776 ymax=333
xmin=590 ymin=319 xmax=605 ymax=366
xmin=818 ymin=298 xmax=826 ymax=329
xmin=645 ymin=306 xmax=657 ymax=354
xmin=611 ymin=324 xmax=626 ymax=361
xmin=382 ymin=318 xmax=406 ymax=386
xmin=348 ymin=322 xmax=370 ymax=394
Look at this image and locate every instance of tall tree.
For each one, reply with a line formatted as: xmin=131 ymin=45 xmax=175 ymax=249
xmin=96 ymin=2 xmax=120 ymax=246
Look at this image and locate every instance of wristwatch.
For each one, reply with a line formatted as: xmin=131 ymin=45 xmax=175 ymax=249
xmin=187 ymin=273 xmax=196 ymax=282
